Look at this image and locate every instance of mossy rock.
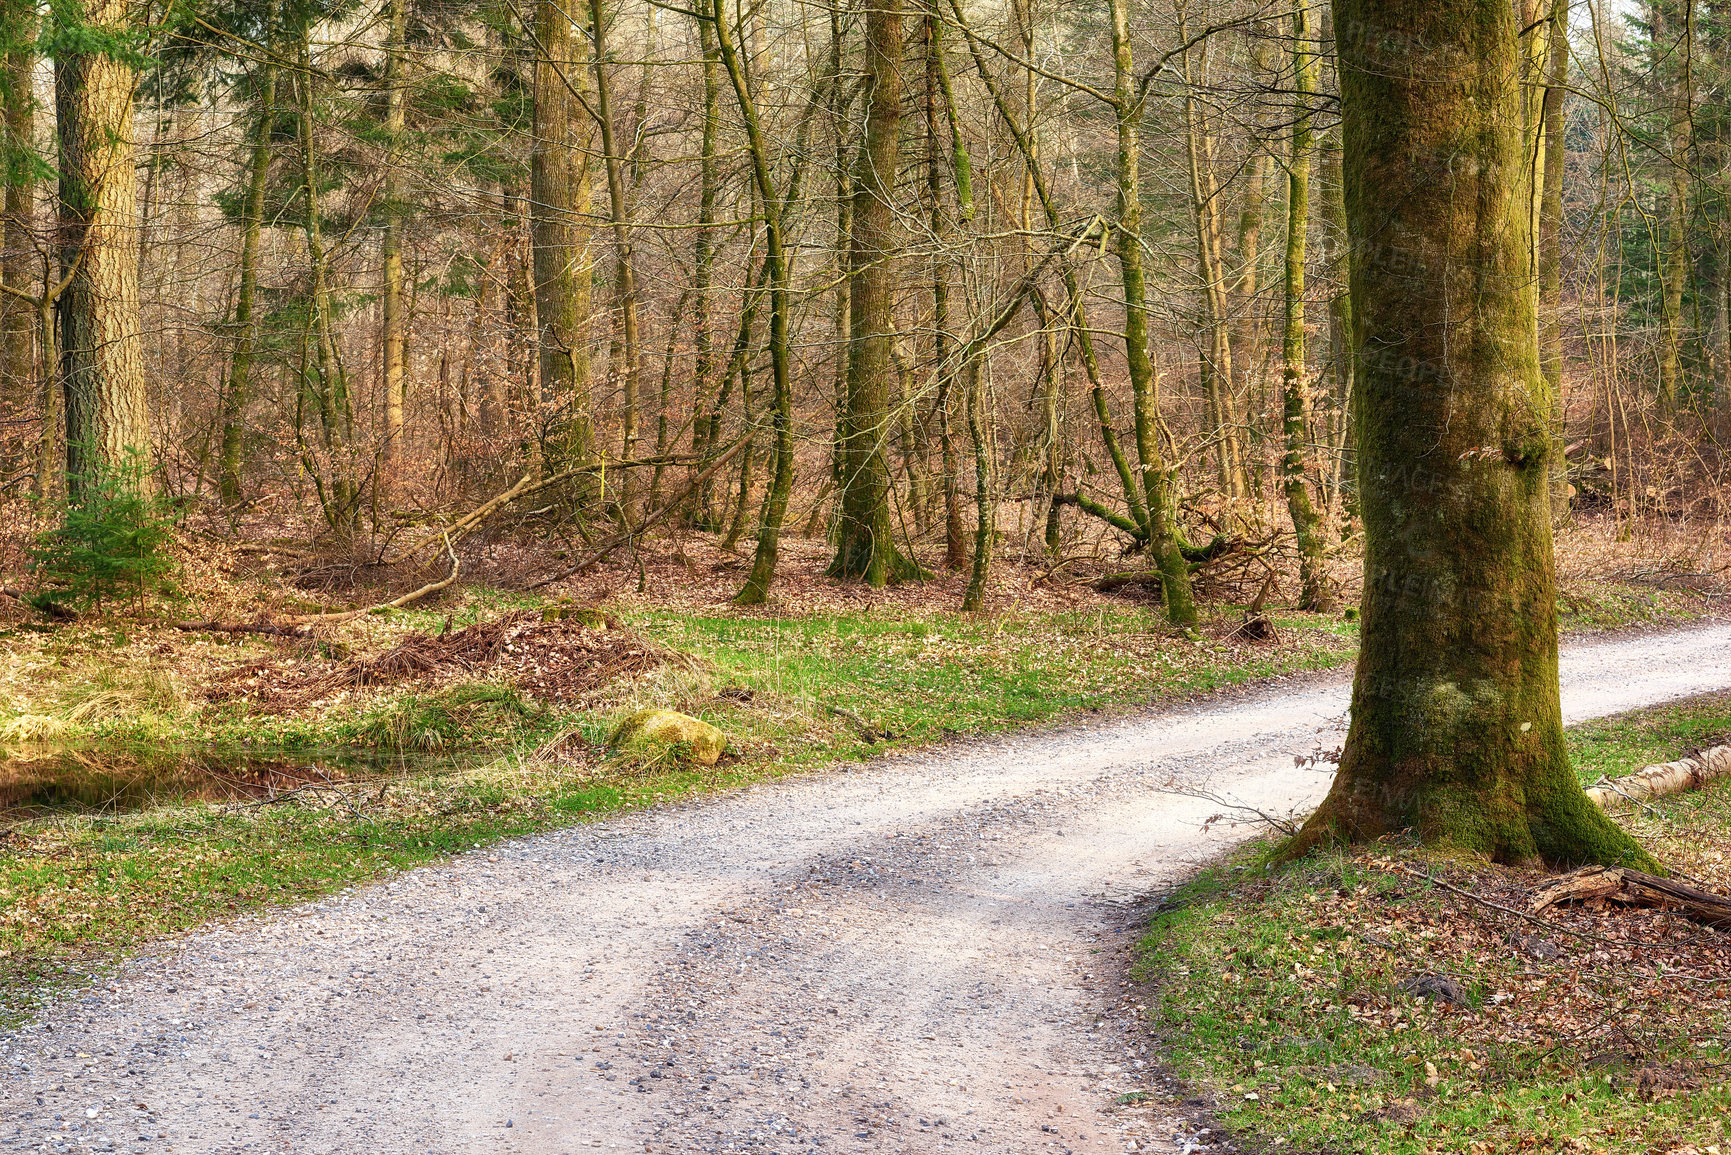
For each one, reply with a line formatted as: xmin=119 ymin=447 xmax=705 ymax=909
xmin=608 ymin=708 xmax=727 ymax=766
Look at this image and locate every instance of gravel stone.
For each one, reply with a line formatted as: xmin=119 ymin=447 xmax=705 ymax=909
xmin=1 ymin=625 xmax=1727 ymax=1154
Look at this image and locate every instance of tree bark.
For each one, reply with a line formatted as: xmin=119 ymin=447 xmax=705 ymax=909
xmin=0 ymin=0 xmax=34 ymax=473
xmin=1290 ymin=0 xmax=1650 ymax=867
xmin=832 ymin=0 xmax=916 ymax=585
xmin=379 ymin=0 xmax=408 ymax=499
xmin=534 ymin=0 xmax=595 ymax=481
xmin=1535 ymin=0 xmax=1569 ymax=518
xmin=1280 ymin=2 xmax=1331 ymax=612
xmin=56 ymin=0 xmax=149 ymax=496
xmin=220 ymin=0 xmax=280 ymax=508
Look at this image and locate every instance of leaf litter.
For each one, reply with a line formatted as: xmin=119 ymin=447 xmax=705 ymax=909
xmin=209 ymin=610 xmax=688 ymax=710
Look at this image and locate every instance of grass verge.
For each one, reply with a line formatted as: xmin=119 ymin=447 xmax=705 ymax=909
xmin=1139 ymin=692 xmax=1731 ymax=1155
xmin=0 ymin=597 xmax=1356 ymax=1025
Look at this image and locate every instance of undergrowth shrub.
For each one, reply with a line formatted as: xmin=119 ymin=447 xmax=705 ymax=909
xmin=353 ymin=683 xmax=539 ymax=752
xmin=29 ymin=453 xmax=175 ymax=613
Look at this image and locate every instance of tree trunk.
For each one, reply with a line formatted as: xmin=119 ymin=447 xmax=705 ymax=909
xmin=588 ymin=0 xmax=644 ymax=508
xmin=1535 ymin=0 xmax=1569 ymax=518
xmin=927 ymin=9 xmax=966 ymax=569
xmin=379 ymin=0 xmax=407 ymax=499
xmin=56 ymin=0 xmax=149 ymax=496
xmin=534 ymin=0 xmax=595 ymax=480
xmin=832 ymin=0 xmax=915 ymax=584
xmin=1178 ymin=3 xmax=1246 ymax=504
xmin=293 ymin=27 xmax=357 ymax=533
xmin=1280 ymin=3 xmax=1331 ymax=612
xmin=687 ymin=12 xmax=721 ymax=524
xmin=1319 ymin=123 xmax=1354 ymax=531
xmin=1290 ymin=0 xmax=1650 ymax=868
xmin=0 ymin=0 xmax=34 ymax=472
xmin=960 ymin=356 xmax=992 ymax=611
xmin=220 ymin=0 xmax=280 ymax=508
xmin=1109 ymin=0 xmax=1196 ymax=626
xmin=712 ymin=0 xmax=797 ymax=605
xmin=1654 ymin=0 xmax=1691 ymax=413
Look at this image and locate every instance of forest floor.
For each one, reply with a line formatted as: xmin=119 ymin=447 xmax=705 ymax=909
xmin=0 ymin=622 xmax=1726 ymax=1155
xmin=0 ymin=516 xmax=1719 ymax=1022
xmin=1140 ymin=688 xmax=1731 ymax=1155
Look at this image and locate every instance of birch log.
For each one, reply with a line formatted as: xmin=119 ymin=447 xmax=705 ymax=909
xmin=1585 ymin=745 xmax=1731 ymax=810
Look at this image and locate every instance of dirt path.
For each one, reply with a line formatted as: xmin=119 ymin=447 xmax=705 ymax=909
xmin=5 ymin=624 xmax=1730 ymax=1155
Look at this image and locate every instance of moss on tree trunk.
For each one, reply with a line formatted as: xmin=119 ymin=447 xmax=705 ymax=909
xmin=1291 ymin=0 xmax=1651 ymax=868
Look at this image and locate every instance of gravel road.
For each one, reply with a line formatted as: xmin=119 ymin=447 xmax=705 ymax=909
xmin=5 ymin=624 xmax=1731 ymax=1155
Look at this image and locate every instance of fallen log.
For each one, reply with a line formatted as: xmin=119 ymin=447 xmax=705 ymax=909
xmin=1090 ymin=569 xmax=1162 ymax=593
xmin=0 ymin=587 xmax=76 ymax=620
xmin=174 ymin=618 xmax=310 ymax=639
xmin=1528 ymin=866 xmax=1731 ymax=928
xmin=1585 ymin=744 xmax=1731 ymax=810
xmin=176 ymin=537 xmax=461 ymax=637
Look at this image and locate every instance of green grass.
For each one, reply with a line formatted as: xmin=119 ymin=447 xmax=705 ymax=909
xmin=0 ymin=597 xmax=1357 ymax=1024
xmin=0 ymin=759 xmax=713 ymax=1024
xmin=0 ymin=581 xmax=1710 ymax=1031
xmin=1139 ymin=699 xmax=1731 ymax=1155
xmin=1569 ymin=688 xmax=1731 ymax=784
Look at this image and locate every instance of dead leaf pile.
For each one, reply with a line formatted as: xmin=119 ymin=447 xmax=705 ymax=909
xmin=211 ymin=611 xmax=675 ymax=709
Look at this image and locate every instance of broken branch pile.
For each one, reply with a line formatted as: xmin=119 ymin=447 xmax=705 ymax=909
xmin=1529 ymin=866 xmax=1731 ymax=929
xmin=211 ymin=610 xmax=682 ymax=709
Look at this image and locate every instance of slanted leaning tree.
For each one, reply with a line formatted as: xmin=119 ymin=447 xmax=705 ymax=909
xmin=1290 ymin=0 xmax=1651 ymax=866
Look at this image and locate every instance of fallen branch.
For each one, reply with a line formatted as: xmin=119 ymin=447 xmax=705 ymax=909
xmin=1529 ymin=866 xmax=1731 ymax=929
xmin=174 ymin=618 xmax=310 ymax=639
xmin=1586 ymin=744 xmax=1731 ymax=810
xmin=285 ymin=536 xmax=460 ymax=625
xmin=826 ymin=704 xmax=898 ymax=744
xmin=0 ymin=588 xmax=76 ymax=620
xmin=1152 ymin=785 xmax=1301 ymax=836
xmin=528 ymin=436 xmax=750 ymax=591
xmin=177 ymin=536 xmax=461 ymax=636
xmin=1090 ymin=569 xmax=1161 ymax=593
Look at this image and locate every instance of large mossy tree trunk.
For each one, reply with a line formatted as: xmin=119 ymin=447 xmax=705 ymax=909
xmin=56 ymin=0 xmax=149 ymax=497
xmin=1291 ymin=0 xmax=1652 ymax=868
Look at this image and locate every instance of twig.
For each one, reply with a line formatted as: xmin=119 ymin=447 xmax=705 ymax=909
xmin=1152 ymin=785 xmax=1299 ymax=836
xmin=528 ymin=437 xmax=750 ymax=590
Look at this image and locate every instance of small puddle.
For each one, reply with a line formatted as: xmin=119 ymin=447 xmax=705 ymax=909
xmin=0 ymin=746 xmax=479 ymax=823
